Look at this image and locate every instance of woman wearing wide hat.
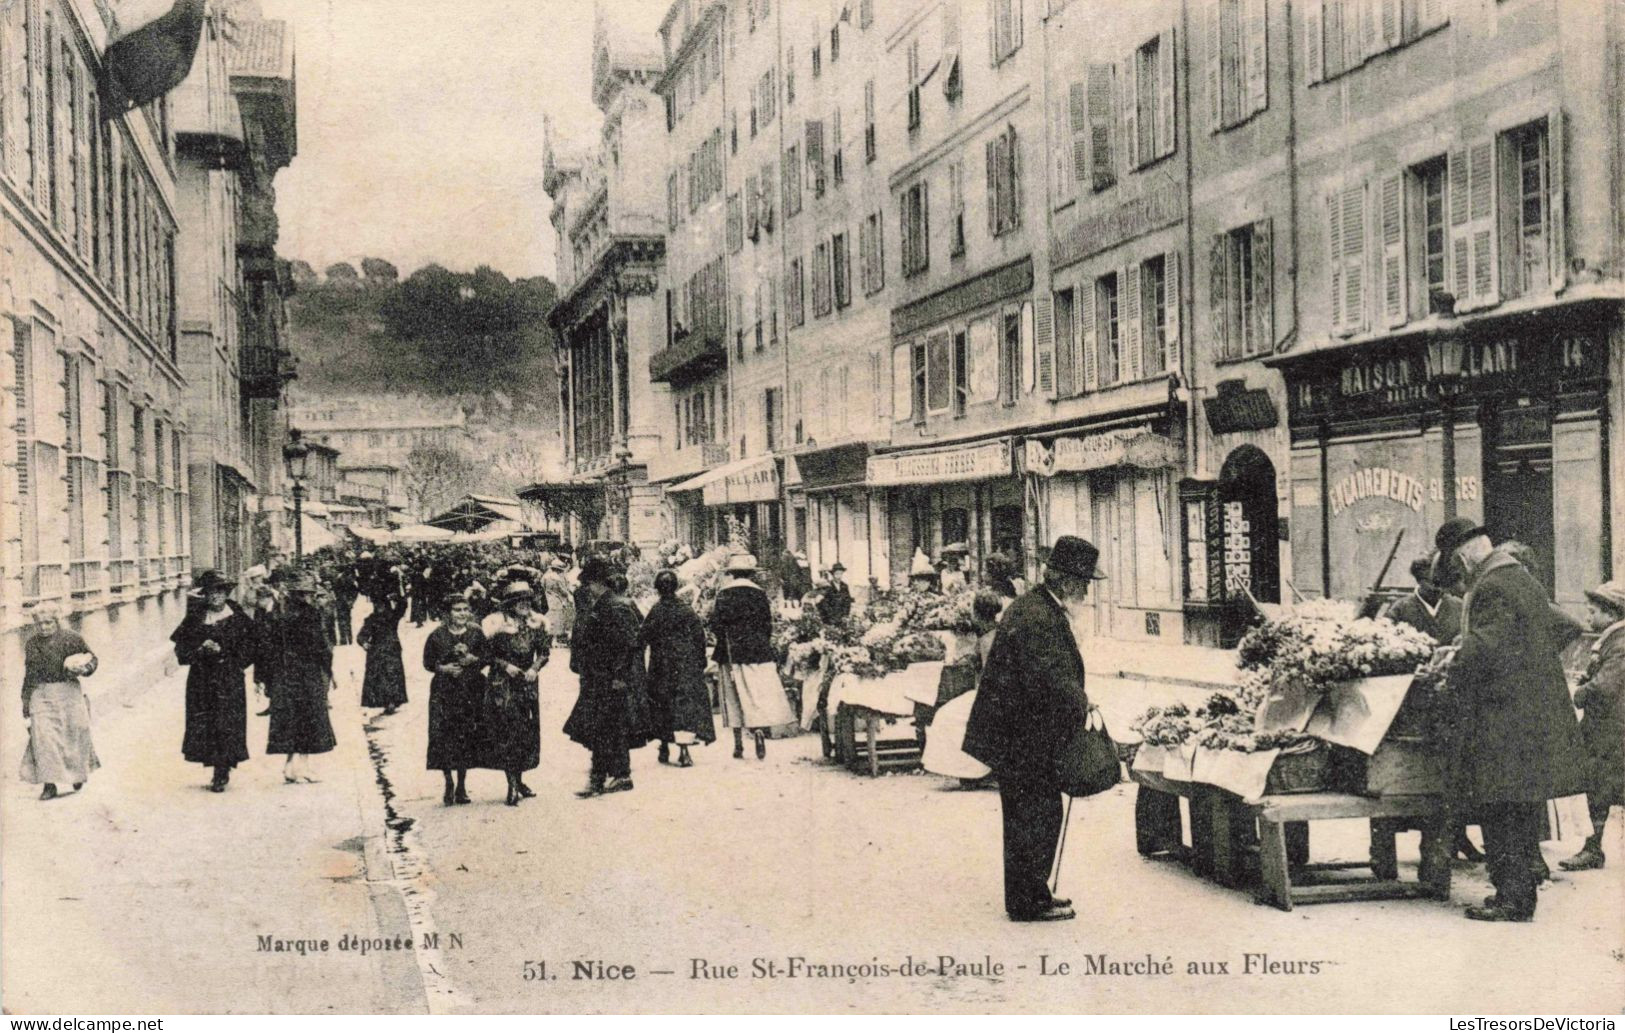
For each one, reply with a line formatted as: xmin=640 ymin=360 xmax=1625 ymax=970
xmin=357 ymin=587 xmax=409 ymax=716
xmin=264 ymin=572 xmax=338 ymax=783
xmin=640 ymin=570 xmax=716 ymax=767
xmin=480 ymin=581 xmax=550 ymax=806
xmin=173 ymin=569 xmax=258 ymax=791
xmin=709 ymin=553 xmax=794 ymax=760
xmin=18 ymin=601 xmax=100 ymax=801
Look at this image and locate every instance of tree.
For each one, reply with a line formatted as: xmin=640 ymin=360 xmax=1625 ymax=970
xmin=325 ymin=262 xmax=360 ymax=285
xmin=402 ymin=443 xmax=478 ymax=520
xmin=289 ymin=259 xmax=317 ymax=285
xmin=360 ymin=257 xmax=399 ymax=285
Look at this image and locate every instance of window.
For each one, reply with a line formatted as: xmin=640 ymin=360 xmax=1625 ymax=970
xmin=759 ymin=70 xmax=776 ymax=126
xmin=812 ymin=241 xmax=833 ymax=317
xmin=1326 ymin=183 xmax=1367 ymax=333
xmin=831 ymin=24 xmax=841 ymax=61
xmin=831 ymin=109 xmax=844 ymax=185
xmin=1305 ymin=0 xmax=1449 ymax=84
xmin=812 ymin=43 xmax=822 ymax=78
xmin=902 ymin=181 xmax=930 ymax=275
xmin=911 ymin=340 xmax=928 ymax=422
xmin=759 ymin=160 xmax=776 ymax=230
xmin=948 ymin=162 xmax=966 ymax=256
xmin=1141 ymin=255 xmax=1172 ymax=373
xmin=787 ymin=256 xmax=806 ymax=327
xmin=833 ymin=232 xmax=852 ymax=309
xmin=786 ymin=50 xmax=796 ymax=105
xmin=860 ymin=211 xmax=886 ymax=294
xmin=1054 ymin=288 xmax=1077 ymax=395
xmin=805 ymin=120 xmax=826 ymax=198
xmin=906 ymin=40 xmax=922 ymax=131
xmin=1096 ymin=273 xmax=1121 ymax=385
xmin=952 ymin=329 xmax=969 ymax=416
xmin=999 ymin=307 xmax=1022 ymax=405
xmin=1415 ymin=158 xmax=1447 ymax=310
xmin=764 ymin=387 xmax=782 ymax=452
xmin=991 ymin=0 xmax=1023 ymax=64
xmin=667 ymin=173 xmax=680 ymax=228
xmin=1206 ymin=0 xmax=1266 ymax=131
xmin=783 ymin=143 xmax=802 ymax=216
xmin=893 ymin=343 xmax=915 ymax=422
xmin=1213 ymin=221 xmax=1273 ymax=357
xmin=754 ymin=281 xmax=765 ymax=351
xmin=727 ymin=193 xmax=743 ymax=253
xmin=746 ymin=173 xmax=760 ymax=238
xmin=926 ymin=333 xmax=952 ymax=413
xmin=1126 ymin=30 xmax=1176 ymax=168
xmin=1506 ymin=119 xmax=1552 ymax=299
xmin=986 ymin=124 xmax=1020 ymax=236
xmin=864 ymin=80 xmax=877 ymax=162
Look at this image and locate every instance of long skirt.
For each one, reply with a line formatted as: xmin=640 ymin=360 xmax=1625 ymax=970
xmin=22 ymin=681 xmax=101 ymax=785
xmin=481 ymin=676 xmax=540 ymax=771
xmin=267 ymin=671 xmax=337 ymax=756
xmin=360 ymin=646 xmax=408 ymax=709
xmin=717 ymin=662 xmax=794 ymax=730
xmin=546 ymin=592 xmax=574 ymax=642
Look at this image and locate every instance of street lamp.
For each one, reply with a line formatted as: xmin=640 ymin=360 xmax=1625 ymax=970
xmin=1427 ymin=339 xmax=1465 ymax=520
xmin=283 ymin=429 xmax=311 ymax=559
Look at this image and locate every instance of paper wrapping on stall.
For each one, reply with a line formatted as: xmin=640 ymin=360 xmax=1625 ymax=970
xmin=921 ymin=691 xmax=993 ymax=780
xmin=1157 ymin=741 xmax=1198 ymax=782
xmin=1304 ymin=674 xmax=1415 ymax=755
xmin=1256 ymin=679 xmax=1320 ymax=735
xmin=825 ymin=666 xmax=940 ymax=718
xmin=799 ymin=656 xmax=830 ymax=731
xmin=1191 ymin=747 xmax=1281 ymax=803
xmin=1132 ymin=743 xmax=1172 ymax=775
xmin=898 ymin=661 xmax=945 ymax=706
xmin=931 ymin=631 xmax=979 ymax=667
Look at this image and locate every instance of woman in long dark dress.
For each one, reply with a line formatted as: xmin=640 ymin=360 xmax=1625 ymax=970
xmin=173 ymin=570 xmax=258 ymax=791
xmin=358 ymin=592 xmax=408 ymax=714
xmin=423 ymin=595 xmax=487 ymax=806
xmin=264 ymin=574 xmax=338 ymax=783
xmin=640 ymin=571 xmax=715 ymax=767
xmin=481 ymin=582 xmax=550 ymax=805
xmin=19 ymin=602 xmax=100 ymax=800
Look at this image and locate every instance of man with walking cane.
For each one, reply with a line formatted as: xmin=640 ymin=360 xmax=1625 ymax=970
xmin=963 ymin=536 xmax=1105 ymax=923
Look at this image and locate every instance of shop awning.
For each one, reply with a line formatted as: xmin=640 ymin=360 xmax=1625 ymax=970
xmin=1022 ymin=426 xmax=1179 ymax=477
xmin=300 ymin=513 xmax=339 ymax=552
xmin=426 ymin=493 xmax=528 ymax=534
xmin=866 ymin=439 xmax=1014 ymax=488
xmin=347 ymin=526 xmax=396 ymax=544
xmin=796 ymin=442 xmax=873 ymax=493
xmin=669 ymin=454 xmax=780 ymax=506
xmin=394 ymin=523 xmax=455 ymax=542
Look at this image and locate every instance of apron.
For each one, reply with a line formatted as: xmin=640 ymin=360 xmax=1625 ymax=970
xmin=21 ymin=681 xmax=101 ymax=785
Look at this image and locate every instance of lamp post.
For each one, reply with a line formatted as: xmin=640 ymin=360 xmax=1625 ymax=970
xmin=283 ymin=429 xmax=311 ymax=559
xmin=1427 ymin=339 xmax=1465 ymax=520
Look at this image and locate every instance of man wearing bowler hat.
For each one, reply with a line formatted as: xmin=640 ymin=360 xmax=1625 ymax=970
xmin=816 ymin=562 xmax=854 ymax=624
xmin=1435 ymin=518 xmax=1585 ymax=921
xmin=963 ymin=536 xmax=1104 ymax=922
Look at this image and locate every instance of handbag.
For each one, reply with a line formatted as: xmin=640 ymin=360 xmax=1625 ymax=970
xmin=1054 ymin=705 xmax=1120 ymax=798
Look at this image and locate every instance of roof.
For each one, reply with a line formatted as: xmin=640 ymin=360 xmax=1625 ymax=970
xmin=227 ymin=19 xmax=293 ymax=80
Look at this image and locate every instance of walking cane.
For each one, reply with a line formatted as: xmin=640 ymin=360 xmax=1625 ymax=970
xmin=1050 ymin=794 xmax=1075 ymax=898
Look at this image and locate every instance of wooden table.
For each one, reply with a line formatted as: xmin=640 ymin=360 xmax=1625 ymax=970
xmin=1130 ymin=770 xmax=1450 ymax=911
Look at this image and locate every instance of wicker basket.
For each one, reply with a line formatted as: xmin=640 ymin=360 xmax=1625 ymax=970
xmin=1265 ymin=740 xmax=1330 ymax=794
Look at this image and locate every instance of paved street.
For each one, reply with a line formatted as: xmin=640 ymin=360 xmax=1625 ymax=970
xmin=4 ymin=608 xmax=1622 ymax=1014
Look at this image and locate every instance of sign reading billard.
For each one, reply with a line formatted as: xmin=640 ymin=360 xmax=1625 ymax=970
xmin=867 ymin=440 xmax=1013 ymax=487
xmin=703 ymin=460 xmax=780 ymax=505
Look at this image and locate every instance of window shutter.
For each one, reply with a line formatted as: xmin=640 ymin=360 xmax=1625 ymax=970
xmin=1080 ymin=281 xmax=1098 ymax=390
xmin=1056 ymin=293 xmax=1076 ymax=395
xmin=1163 ymin=250 xmax=1182 ymax=373
xmin=1121 ymin=54 xmax=1139 ymax=169
xmin=1009 ymin=125 xmax=1021 ymax=228
xmin=1447 ymin=144 xmax=1470 ymax=303
xmin=1157 ymin=30 xmax=1176 ymax=158
xmin=1243 ymin=0 xmax=1267 ymax=116
xmin=1379 ymin=0 xmax=1401 ymax=47
xmin=1 ymin=6 xmax=20 ymax=183
xmin=1304 ymin=0 xmax=1324 ymax=84
xmin=1466 ymin=139 xmax=1498 ymax=306
xmin=1420 ymin=0 xmax=1447 ymax=30
xmin=1205 ymin=1 xmax=1223 ymax=132
xmin=1088 ymin=65 xmax=1115 ymax=189
xmin=1035 ymin=294 xmax=1055 ymax=395
xmin=1123 ymin=263 xmax=1143 ymax=382
xmin=1342 ymin=0 xmax=1364 ymax=72
xmin=1252 ymin=218 xmax=1274 ymax=350
xmin=1548 ymin=110 xmax=1567 ymax=291
xmin=1052 ymin=86 xmax=1072 ymax=203
xmin=986 ymin=136 xmax=998 ymax=237
xmin=1068 ymin=81 xmax=1089 ymax=185
xmin=1359 ymin=0 xmax=1379 ymax=61
xmin=29 ymin=0 xmax=49 ymax=207
xmin=1378 ymin=171 xmax=1407 ymax=327
xmin=76 ymin=78 xmax=92 ymax=260
xmin=1210 ymin=233 xmax=1230 ymax=357
xmin=1340 ymin=182 xmax=1367 ymax=331
xmin=746 ymin=173 xmax=759 ymax=237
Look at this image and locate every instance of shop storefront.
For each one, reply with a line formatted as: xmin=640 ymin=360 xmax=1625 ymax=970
xmin=668 ymin=454 xmax=785 ymax=558
xmin=1024 ymin=422 xmax=1183 ymax=641
xmin=797 ymin=444 xmax=881 ymax=591
xmin=1273 ymin=308 xmax=1614 ymax=614
xmin=867 ymin=439 xmax=1022 ymax=587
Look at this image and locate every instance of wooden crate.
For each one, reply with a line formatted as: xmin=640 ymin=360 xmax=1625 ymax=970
xmin=1364 ymin=736 xmax=1444 ymax=797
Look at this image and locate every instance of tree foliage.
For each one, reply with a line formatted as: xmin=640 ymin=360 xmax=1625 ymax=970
xmin=360 ymin=257 xmax=399 ymax=284
xmin=324 ymin=261 xmax=360 ymax=282
xmin=402 ymin=443 xmax=479 ymax=519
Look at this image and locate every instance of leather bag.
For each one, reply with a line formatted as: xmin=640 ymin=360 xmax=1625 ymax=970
xmin=1054 ymin=705 xmax=1120 ymax=798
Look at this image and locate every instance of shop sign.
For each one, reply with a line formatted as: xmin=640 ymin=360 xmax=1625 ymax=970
xmin=1024 ymin=429 xmax=1178 ymax=476
xmin=1286 ymin=331 xmax=1608 ymax=424
xmin=1329 ymin=467 xmax=1482 ymax=519
xmin=703 ymin=460 xmax=780 ymax=505
xmin=867 ymin=440 xmax=1012 ymax=487
xmin=1205 ymin=380 xmax=1279 ymax=434
xmin=1051 ymin=179 xmax=1183 ymax=270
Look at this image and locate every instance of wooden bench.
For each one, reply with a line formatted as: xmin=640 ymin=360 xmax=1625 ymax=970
xmin=832 ymin=704 xmax=922 ymax=777
xmin=1131 ymin=771 xmax=1449 ymax=911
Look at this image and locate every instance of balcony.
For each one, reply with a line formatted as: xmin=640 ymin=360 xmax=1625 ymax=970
xmin=649 ymin=330 xmax=726 ymax=385
xmin=241 ymin=345 xmax=296 ymax=398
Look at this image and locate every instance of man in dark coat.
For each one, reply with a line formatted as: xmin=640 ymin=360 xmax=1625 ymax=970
xmin=173 ymin=570 xmax=258 ymax=792
xmin=564 ymin=559 xmax=643 ymax=797
xmin=1438 ymin=519 xmax=1587 ymax=921
xmin=963 ymin=536 xmax=1103 ymax=922
xmin=1384 ymin=555 xmax=1463 ymax=645
xmin=816 ymin=563 xmax=853 ymax=624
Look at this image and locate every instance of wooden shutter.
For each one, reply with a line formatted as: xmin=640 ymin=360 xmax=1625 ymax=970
xmin=1548 ymin=110 xmax=1567 ymax=291
xmin=985 ymin=136 xmax=998 ymax=236
xmin=75 ymin=70 xmax=92 ymax=261
xmin=745 ymin=172 xmax=759 ymax=236
xmin=1340 ymin=182 xmax=1367 ymax=331
xmin=1088 ymin=64 xmax=1115 ymax=189
xmin=1358 ymin=0 xmax=1378 ymax=61
xmin=1379 ymin=0 xmax=1401 ymax=48
xmin=1205 ymin=1 xmax=1223 ymax=132
xmin=1080 ymin=280 xmax=1098 ymax=391
xmin=1447 ymin=144 xmax=1470 ymax=303
xmin=1 ymin=4 xmax=19 ymax=182
xmin=1304 ymin=0 xmax=1324 ymax=83
xmin=1035 ymin=294 xmax=1055 ymax=395
xmin=1055 ymin=290 xmax=1076 ymax=395
xmin=1068 ymin=80 xmax=1088 ymax=186
xmin=1252 ymin=218 xmax=1274 ymax=351
xmin=1163 ymin=250 xmax=1182 ymax=373
xmin=1121 ymin=52 xmax=1139 ymax=169
xmin=1420 ymin=0 xmax=1447 ymax=30
xmin=29 ymin=0 xmax=48 ymax=207
xmin=1052 ymin=85 xmax=1073 ymax=202
xmin=1210 ymin=233 xmax=1230 ymax=357
xmin=1378 ymin=171 xmax=1407 ymax=327
xmin=1156 ymin=29 xmax=1176 ymax=158
xmin=1342 ymin=0 xmax=1364 ymax=73
xmin=1466 ymin=139 xmax=1498 ymax=306
xmin=1243 ymin=0 xmax=1266 ymax=115
xmin=1123 ymin=263 xmax=1143 ymax=382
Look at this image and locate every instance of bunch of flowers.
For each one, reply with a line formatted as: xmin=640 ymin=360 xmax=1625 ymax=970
xmin=654 ymin=540 xmax=696 ymax=569
xmin=1131 ymin=702 xmax=1205 ymax=746
xmin=914 ymin=588 xmax=980 ymax=633
xmin=1237 ymin=613 xmax=1434 ymax=683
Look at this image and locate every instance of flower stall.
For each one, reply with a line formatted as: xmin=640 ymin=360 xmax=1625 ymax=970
xmin=1125 ymin=604 xmax=1455 ymax=910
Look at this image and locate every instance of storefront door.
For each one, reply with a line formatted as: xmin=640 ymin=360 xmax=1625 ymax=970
xmin=1219 ymin=446 xmax=1280 ymax=646
xmin=1483 ymin=404 xmax=1556 ymax=595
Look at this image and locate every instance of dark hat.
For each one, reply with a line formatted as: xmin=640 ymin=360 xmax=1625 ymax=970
xmin=500 ymin=580 xmax=535 ymax=601
xmin=1408 ymin=556 xmax=1436 ymax=584
xmin=578 ymin=555 xmax=614 ymax=586
xmin=828 ymin=561 xmax=846 ymax=573
xmin=193 ymin=569 xmax=233 ymax=592
xmin=1434 ymin=518 xmax=1488 ymax=559
xmin=941 ymin=542 xmax=970 ymax=556
xmin=284 ymin=572 xmax=318 ymax=594
xmin=1046 ymin=536 xmax=1107 ymax=581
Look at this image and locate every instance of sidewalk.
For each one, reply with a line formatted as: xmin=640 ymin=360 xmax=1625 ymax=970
xmin=0 ymin=639 xmax=424 ymax=1014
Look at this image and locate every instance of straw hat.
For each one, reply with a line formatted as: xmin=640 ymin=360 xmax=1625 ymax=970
xmin=1584 ymin=580 xmax=1625 ymax=615
xmin=725 ymin=552 xmax=759 ymax=574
